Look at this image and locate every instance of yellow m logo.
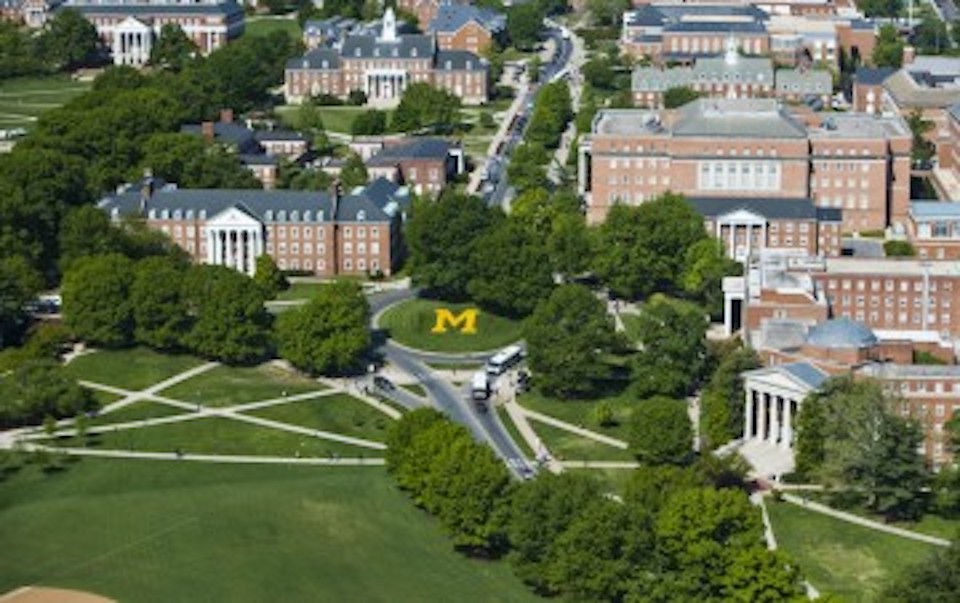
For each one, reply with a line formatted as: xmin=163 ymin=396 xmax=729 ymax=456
xmin=431 ymin=308 xmax=479 ymax=334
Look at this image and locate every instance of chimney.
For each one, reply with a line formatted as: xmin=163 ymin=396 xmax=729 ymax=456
xmin=220 ymin=108 xmax=234 ymax=123
xmin=902 ymin=45 xmax=916 ymax=66
xmin=201 ymin=121 xmax=215 ymax=143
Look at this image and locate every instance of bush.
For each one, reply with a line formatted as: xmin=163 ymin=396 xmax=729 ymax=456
xmin=884 ymin=240 xmax=915 ymax=257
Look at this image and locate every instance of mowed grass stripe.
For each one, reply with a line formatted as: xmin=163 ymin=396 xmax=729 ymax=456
xmin=0 ymin=460 xmax=540 ymax=603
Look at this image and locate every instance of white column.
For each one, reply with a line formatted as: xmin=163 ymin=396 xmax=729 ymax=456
xmin=246 ymin=229 xmax=256 ymax=275
xmin=782 ymin=398 xmax=793 ymax=449
xmin=226 ymin=230 xmax=236 ymax=269
xmin=205 ymin=229 xmax=215 ymax=264
xmin=770 ymin=396 xmax=781 ymax=444
xmin=759 ymin=392 xmax=769 ymax=441
xmin=728 ymin=224 xmax=736 ymax=258
xmin=213 ymin=229 xmax=222 ymax=265
xmin=744 ymin=388 xmax=754 ymax=439
xmin=746 ymin=224 xmax=753 ymax=259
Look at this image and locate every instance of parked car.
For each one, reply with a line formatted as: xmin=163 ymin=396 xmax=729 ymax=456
xmin=373 ymin=376 xmax=395 ymax=391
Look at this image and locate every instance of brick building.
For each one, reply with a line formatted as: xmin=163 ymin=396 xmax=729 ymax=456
xmin=426 ymin=3 xmax=504 ymax=54
xmin=284 ymin=8 xmax=489 ymax=106
xmin=578 ymin=99 xmax=912 ymax=232
xmin=20 ymin=0 xmax=245 ymax=66
xmin=397 ymin=0 xmax=468 ymax=31
xmin=907 ymin=201 xmax=960 ymax=261
xmin=98 ymin=177 xmax=409 ymax=277
xmin=631 ymin=41 xmax=832 ymax=108
xmin=361 ymin=137 xmax=465 ymax=196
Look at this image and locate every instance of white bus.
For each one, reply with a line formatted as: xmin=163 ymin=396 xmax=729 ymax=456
xmin=471 ymin=371 xmax=490 ymax=401
xmin=486 ymin=344 xmax=524 ymax=376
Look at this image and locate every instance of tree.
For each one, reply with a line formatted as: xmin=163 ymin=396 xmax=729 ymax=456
xmin=351 ymin=109 xmax=388 ymax=136
xmin=0 ymin=360 xmax=97 ymax=428
xmin=858 ymin=0 xmax=902 ymax=17
xmin=139 ymin=133 xmax=261 ymax=189
xmin=149 ymin=24 xmax=197 ymax=71
xmin=506 ymin=143 xmax=549 ymax=192
xmin=906 ymin=110 xmax=935 ymax=166
xmin=547 ymin=212 xmax=592 ymax=279
xmin=62 ymin=254 xmax=135 ymax=348
xmin=340 ymin=153 xmax=369 ymax=190
xmin=873 ymin=24 xmax=904 ymax=68
xmin=0 ymin=256 xmax=44 ymax=348
xmin=58 ymin=205 xmax=126 ymax=273
xmin=623 ymin=464 xmax=707 ymax=512
xmin=507 ymin=472 xmax=601 ymax=592
xmin=0 ymin=21 xmax=45 ymax=79
xmin=796 ymin=378 xmax=929 ymax=520
xmin=880 ymin=542 xmax=960 ymax=602
xmin=523 ymin=284 xmax=618 ymax=398
xmin=253 ymin=254 xmax=289 ymax=298
xmin=629 ymin=396 xmax=693 ymax=465
xmin=664 ymin=86 xmax=701 ymax=109
xmin=37 ymin=8 xmax=100 ymax=71
xmin=954 ymin=19 xmax=960 ymax=48
xmin=582 ymin=57 xmax=616 ymax=90
xmin=506 ymin=3 xmax=541 ymax=51
xmin=406 ymin=193 xmax=501 ymax=300
xmin=912 ymin=14 xmax=949 ymax=54
xmin=630 ymin=295 xmax=708 ymax=398
xmin=683 ymin=238 xmax=741 ymax=318
xmin=700 ymin=343 xmax=761 ymax=450
xmin=589 ymin=0 xmax=631 ymax=26
xmin=467 ymin=221 xmax=555 ymax=317
xmin=721 ymin=547 xmax=806 ymax=602
xmin=392 ymin=84 xmax=461 ymax=132
xmin=130 ymin=256 xmax=191 ymax=350
xmin=275 ymin=281 xmax=370 ymax=376
xmin=593 ymin=193 xmax=707 ymax=299
xmin=181 ymin=265 xmax=272 ymax=364
xmin=884 ymin=240 xmax=916 ymax=257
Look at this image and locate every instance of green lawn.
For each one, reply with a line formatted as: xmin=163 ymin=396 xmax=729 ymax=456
xmin=768 ymin=500 xmax=939 ymax=602
xmin=64 ymin=348 xmax=205 ymax=391
xmin=565 ymin=467 xmax=635 ymax=496
xmin=399 ymin=383 xmax=428 ymax=398
xmin=0 ymin=75 xmax=91 ymax=130
xmin=247 ymin=394 xmax=393 ymax=441
xmin=0 ymin=459 xmax=540 ymax=603
xmin=529 ymin=421 xmax=635 ymax=463
xmin=276 ymin=105 xmax=396 ymax=134
xmin=379 ymin=299 xmax=523 ymax=353
xmin=518 ymin=389 xmax=636 ymax=442
xmin=496 ymin=406 xmax=535 ymax=458
xmin=90 ymin=401 xmax=187 ymax=427
xmin=244 ymin=16 xmax=301 ymax=39
xmin=160 ymin=364 xmax=325 ymax=407
xmin=88 ymin=389 xmax=122 ymax=408
xmin=49 ymin=416 xmax=377 ymax=458
xmin=275 ymin=282 xmax=330 ymax=301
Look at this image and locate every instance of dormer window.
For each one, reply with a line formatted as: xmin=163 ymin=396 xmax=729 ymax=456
xmin=173 ymin=209 xmax=182 ymax=220
xmin=303 ymin=210 xmax=312 ymax=222
xmin=354 ymin=48 xmax=361 ymax=57
xmin=265 ymin=210 xmax=274 ymax=221
xmin=445 ymin=60 xmax=452 ymax=69
xmin=411 ymin=47 xmax=418 ymax=57
xmin=199 ymin=210 xmax=206 ymax=220
xmin=357 ymin=210 xmax=366 ymax=221
xmin=318 ymin=210 xmax=324 ymax=221
xmin=186 ymin=209 xmax=194 ymax=220
xmin=111 ymin=207 xmax=120 ymax=220
xmin=322 ymin=60 xmax=328 ymax=68
xmin=161 ymin=209 xmax=170 ymax=219
xmin=291 ymin=210 xmax=299 ymax=222
xmin=277 ymin=210 xmax=287 ymax=222
xmin=148 ymin=209 xmax=157 ymax=219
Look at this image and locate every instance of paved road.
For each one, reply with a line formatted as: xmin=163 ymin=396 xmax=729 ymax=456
xmin=367 ymin=288 xmax=535 ymax=478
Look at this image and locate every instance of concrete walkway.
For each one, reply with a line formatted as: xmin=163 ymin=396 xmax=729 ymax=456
xmin=503 ymin=400 xmax=562 ymax=474
xmin=519 ymin=407 xmax=629 ymax=449
xmin=558 ymin=460 xmax=640 ymax=469
xmin=97 ymin=361 xmax=220 ymax=415
xmin=23 ymin=443 xmax=384 ymax=466
xmin=780 ymin=492 xmax=951 ymax=547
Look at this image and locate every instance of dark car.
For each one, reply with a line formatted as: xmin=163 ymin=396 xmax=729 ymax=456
xmin=373 ymin=376 xmax=395 ymax=391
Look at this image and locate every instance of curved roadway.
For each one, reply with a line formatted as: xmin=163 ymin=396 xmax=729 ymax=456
xmin=368 ymin=289 xmax=534 ymax=478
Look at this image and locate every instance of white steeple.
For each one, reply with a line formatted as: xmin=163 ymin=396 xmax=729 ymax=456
xmin=381 ymin=7 xmax=397 ymax=42
xmin=724 ymin=34 xmax=739 ymax=65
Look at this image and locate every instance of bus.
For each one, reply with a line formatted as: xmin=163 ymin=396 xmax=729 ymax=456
xmin=471 ymin=371 xmax=491 ymax=408
xmin=486 ymin=345 xmax=524 ymax=376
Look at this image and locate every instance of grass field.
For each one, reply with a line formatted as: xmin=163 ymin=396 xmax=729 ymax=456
xmin=90 ymin=401 xmax=187 ymax=427
xmin=518 ymin=389 xmax=636 ymax=442
xmin=243 ymin=16 xmax=301 ymax=39
xmin=0 ymin=75 xmax=91 ymax=130
xmin=529 ymin=421 xmax=635 ymax=463
xmin=379 ymin=299 xmax=523 ymax=353
xmin=496 ymin=406 xmax=535 ymax=458
xmin=64 ymin=348 xmax=204 ymax=391
xmin=160 ymin=364 xmax=325 ymax=408
xmin=275 ymin=282 xmax=330 ymax=301
xmin=247 ymin=394 xmax=392 ymax=441
xmin=767 ymin=500 xmax=938 ymax=602
xmin=276 ymin=105 xmax=396 ymax=134
xmin=0 ymin=459 xmax=539 ymax=603
xmin=398 ymin=383 xmax=428 ymax=398
xmin=49 ymin=416 xmax=377 ymax=458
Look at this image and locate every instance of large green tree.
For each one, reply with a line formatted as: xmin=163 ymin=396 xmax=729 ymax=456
xmin=506 ymin=143 xmax=550 ymax=192
xmin=630 ymin=295 xmax=708 ymax=398
xmin=873 ymin=24 xmax=904 ymax=68
xmin=467 ymin=220 xmax=555 ymax=317
xmin=61 ymin=254 xmax=135 ymax=348
xmin=130 ymin=256 xmax=191 ymax=350
xmin=275 ymin=281 xmax=370 ymax=376
xmin=181 ymin=265 xmax=272 ymax=364
xmin=37 ymin=8 xmax=101 ymax=71
xmin=150 ymin=24 xmax=197 ymax=71
xmin=683 ymin=238 xmax=741 ymax=319
xmin=506 ymin=3 xmax=542 ymax=50
xmin=405 ymin=193 xmax=502 ymax=300
xmin=880 ymin=541 xmax=960 ymax=603
xmin=699 ymin=343 xmax=761 ymax=450
xmin=57 ymin=205 xmax=126 ymax=274
xmin=253 ymin=254 xmax=289 ymax=298
xmin=629 ymin=396 xmax=693 ymax=465
xmin=0 ymin=360 xmax=97 ymax=428
xmin=139 ymin=133 xmax=260 ymax=189
xmin=339 ymin=153 xmax=369 ymax=190
xmin=593 ymin=194 xmax=706 ymax=299
xmin=0 ymin=256 xmax=44 ymax=347
xmin=796 ymin=377 xmax=928 ymax=520
xmin=523 ymin=284 xmax=618 ymax=398
xmin=392 ymin=83 xmax=461 ymax=132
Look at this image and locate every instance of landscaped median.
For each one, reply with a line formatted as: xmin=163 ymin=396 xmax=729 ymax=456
xmin=377 ymin=298 xmax=523 ymax=354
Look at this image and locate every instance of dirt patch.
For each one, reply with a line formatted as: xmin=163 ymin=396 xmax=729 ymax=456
xmin=1 ymin=587 xmax=116 ymax=603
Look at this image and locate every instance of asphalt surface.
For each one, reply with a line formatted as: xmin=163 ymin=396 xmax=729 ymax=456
xmin=367 ymin=289 xmax=535 ymax=478
xmin=485 ymin=25 xmax=575 ymax=210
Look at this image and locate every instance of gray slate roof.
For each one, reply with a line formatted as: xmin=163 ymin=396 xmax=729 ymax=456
xmin=368 ymin=138 xmax=452 ymax=165
xmin=287 ymin=48 xmax=341 ymax=70
xmin=781 ymin=362 xmax=829 ymax=389
xmin=60 ymin=0 xmax=243 ymax=17
xmin=180 ymin=122 xmax=259 ymax=154
xmin=806 ymin=318 xmax=877 ymax=349
xmin=855 ymin=67 xmax=895 ymax=86
xmin=686 ymin=197 xmax=819 ymax=220
xmin=664 ymin=20 xmax=766 ymax=34
xmin=341 ymin=34 xmax=434 ymax=60
xmin=672 ymin=99 xmax=807 ymax=139
xmin=427 ymin=4 xmax=504 ymax=34
xmin=435 ymin=50 xmax=485 ymax=71
xmin=775 ymin=68 xmax=831 ymax=94
xmin=816 ymin=207 xmax=843 ymax=222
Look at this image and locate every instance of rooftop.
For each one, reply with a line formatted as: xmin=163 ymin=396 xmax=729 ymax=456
xmin=808 ymin=112 xmax=910 ymax=140
xmin=823 ymin=257 xmax=960 ymax=277
xmin=426 ymin=4 xmax=504 ymax=34
xmin=672 ymin=98 xmax=807 ymax=139
xmin=855 ymin=66 xmax=895 ymax=86
xmin=592 ymin=109 xmax=665 ymax=136
xmin=686 ymin=197 xmax=820 ymax=220
xmin=910 ymin=201 xmax=960 ymax=219
xmin=859 ymin=363 xmax=960 ymax=379
xmin=806 ymin=317 xmax=878 ymax=349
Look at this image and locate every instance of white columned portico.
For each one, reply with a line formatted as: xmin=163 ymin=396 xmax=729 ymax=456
xmin=205 ymin=207 xmax=265 ymax=276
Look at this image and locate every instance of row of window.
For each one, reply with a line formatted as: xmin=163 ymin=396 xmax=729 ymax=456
xmin=825 ymin=279 xmax=955 ymax=293
xmin=834 ymin=295 xmax=952 ymax=310
xmin=697 ymin=160 xmax=782 ymax=192
xmin=838 ymin=310 xmax=952 ymax=325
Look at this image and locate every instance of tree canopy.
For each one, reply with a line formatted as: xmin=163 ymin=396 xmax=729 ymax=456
xmin=630 ymin=295 xmax=708 ymax=399
xmin=61 ymin=253 xmax=135 ymax=348
xmin=0 ymin=360 xmax=97 ymax=428
xmin=392 ymin=84 xmax=461 ymax=133
xmin=629 ymin=396 xmax=693 ymax=465
xmin=149 ymin=24 xmax=197 ymax=71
